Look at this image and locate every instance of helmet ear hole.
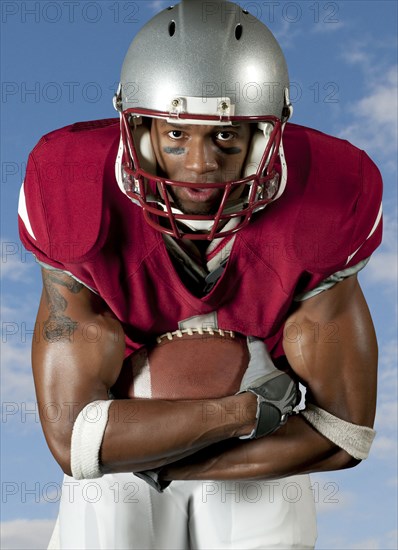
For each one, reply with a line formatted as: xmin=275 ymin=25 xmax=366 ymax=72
xmin=235 ymin=24 xmax=243 ymax=40
xmin=168 ymin=20 xmax=176 ymax=36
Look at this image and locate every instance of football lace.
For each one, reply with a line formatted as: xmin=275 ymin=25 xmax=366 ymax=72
xmin=156 ymin=327 xmax=235 ymax=344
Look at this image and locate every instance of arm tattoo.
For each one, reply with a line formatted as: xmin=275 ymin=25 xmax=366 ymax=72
xmin=42 ymin=271 xmax=83 ymax=343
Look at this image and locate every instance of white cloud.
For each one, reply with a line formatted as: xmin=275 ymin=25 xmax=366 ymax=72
xmin=371 ymin=435 xmax=398 ymax=459
xmin=376 ymin=338 xmax=398 ymax=416
xmin=0 ymin=328 xmax=46 ymax=433
xmin=371 ymin=337 xmax=398 ymax=440
xmin=0 ymin=239 xmax=38 ymax=283
xmin=363 ymin=250 xmax=397 ymax=285
xmin=0 ymin=341 xmax=37 ymax=415
xmin=1 ymin=300 xmax=42 ymax=429
xmin=1 ymin=247 xmax=43 ymax=423
xmin=317 ymin=531 xmax=398 ymax=550
xmin=356 ymin=530 xmax=398 ymax=550
xmin=339 ymin=64 xmax=397 ymax=160
xmin=379 ymin=338 xmax=398 ymax=375
xmin=1 ymin=254 xmax=35 ymax=283
xmin=274 ymin=18 xmax=301 ymax=50
xmin=343 ymin=49 xmax=370 ymax=66
xmin=315 ymin=487 xmax=355 ymax=514
xmin=147 ymin=0 xmax=170 ymax=12
xmin=375 ymin=400 xmax=398 ymax=431
xmin=379 ymin=338 xmax=398 ymax=376
xmin=346 ymin=538 xmax=381 ymax=550
xmin=338 ymin=38 xmax=397 ymax=167
xmin=0 ymin=519 xmax=55 ymax=550
xmin=385 ymin=529 xmax=398 ymax=549
xmin=387 ymin=476 xmax=398 ymax=487
xmin=311 ymin=473 xmax=356 ymax=515
xmin=312 ymin=20 xmax=345 ymax=34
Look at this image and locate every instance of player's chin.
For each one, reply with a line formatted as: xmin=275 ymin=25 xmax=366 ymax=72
xmin=178 ymin=202 xmax=222 ymax=216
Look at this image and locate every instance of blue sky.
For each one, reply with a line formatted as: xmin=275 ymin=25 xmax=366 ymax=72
xmin=1 ymin=1 xmax=397 ymax=548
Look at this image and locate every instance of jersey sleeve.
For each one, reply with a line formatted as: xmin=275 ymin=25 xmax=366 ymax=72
xmin=343 ymin=151 xmax=383 ymax=269
xmin=18 ymin=144 xmax=68 ymax=271
xmin=18 ymin=123 xmax=111 ymax=269
xmin=305 ymin=150 xmax=382 ymax=302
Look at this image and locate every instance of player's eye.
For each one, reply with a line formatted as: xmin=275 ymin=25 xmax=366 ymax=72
xmin=167 ymin=130 xmax=184 ymax=139
xmin=215 ymin=131 xmax=235 ymax=142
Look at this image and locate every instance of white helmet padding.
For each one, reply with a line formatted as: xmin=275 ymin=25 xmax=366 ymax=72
xmin=132 ymin=120 xmax=157 ymax=175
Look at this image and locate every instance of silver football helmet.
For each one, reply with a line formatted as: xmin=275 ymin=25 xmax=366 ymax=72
xmin=114 ymin=0 xmax=292 ymax=240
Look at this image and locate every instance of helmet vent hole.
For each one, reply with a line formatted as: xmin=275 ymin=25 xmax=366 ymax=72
xmin=235 ymin=24 xmax=243 ymax=40
xmin=168 ymin=20 xmax=176 ymax=36
xmin=242 ymin=9 xmax=249 ymax=14
xmin=167 ymin=5 xmax=174 ymax=9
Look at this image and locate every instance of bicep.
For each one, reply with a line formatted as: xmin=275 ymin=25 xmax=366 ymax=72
xmin=283 ymin=275 xmax=377 ymax=427
xmin=32 ymin=269 xmax=125 ymax=467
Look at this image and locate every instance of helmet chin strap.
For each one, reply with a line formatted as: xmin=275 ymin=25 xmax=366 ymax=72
xmin=163 ymin=206 xmax=216 ymax=232
xmin=171 ymin=215 xmax=241 ymax=234
xmin=158 ymin=198 xmax=247 ymax=232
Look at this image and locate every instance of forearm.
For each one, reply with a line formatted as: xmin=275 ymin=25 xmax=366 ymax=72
xmin=159 ymin=277 xmax=371 ymax=482
xmin=100 ymin=393 xmax=257 ymax=474
xmin=161 ymin=415 xmax=355 ymax=481
xmin=33 ymin=271 xmax=257 ymax=477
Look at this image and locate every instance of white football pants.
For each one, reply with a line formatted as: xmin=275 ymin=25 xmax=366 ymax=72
xmin=48 ymin=473 xmax=317 ymax=549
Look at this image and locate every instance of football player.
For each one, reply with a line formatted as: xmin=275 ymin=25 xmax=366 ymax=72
xmin=18 ymin=1 xmax=382 ymax=548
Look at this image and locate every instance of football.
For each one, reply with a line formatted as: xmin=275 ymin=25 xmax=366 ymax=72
xmin=111 ymin=329 xmax=249 ymax=400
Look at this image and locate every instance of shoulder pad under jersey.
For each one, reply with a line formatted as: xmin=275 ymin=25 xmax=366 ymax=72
xmin=276 ymin=124 xmax=383 ymax=274
xmin=19 ymin=118 xmax=120 ymax=265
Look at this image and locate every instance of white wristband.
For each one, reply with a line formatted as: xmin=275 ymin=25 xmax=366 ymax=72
xmin=301 ymin=403 xmax=376 ymax=460
xmin=70 ymin=400 xmax=113 ymax=479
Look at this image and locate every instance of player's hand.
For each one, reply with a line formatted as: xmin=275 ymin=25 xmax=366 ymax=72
xmin=238 ymin=337 xmax=300 ymax=439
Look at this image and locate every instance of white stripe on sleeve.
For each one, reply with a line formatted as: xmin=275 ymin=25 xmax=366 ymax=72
xmin=18 ymin=181 xmax=36 ymax=240
xmin=345 ymin=202 xmax=382 ymax=265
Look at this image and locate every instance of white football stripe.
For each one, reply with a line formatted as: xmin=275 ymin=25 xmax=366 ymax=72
xmin=133 ymin=349 xmax=152 ymax=398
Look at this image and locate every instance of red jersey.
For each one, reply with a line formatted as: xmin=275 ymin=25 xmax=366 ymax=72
xmin=18 ymin=119 xmax=383 ymax=358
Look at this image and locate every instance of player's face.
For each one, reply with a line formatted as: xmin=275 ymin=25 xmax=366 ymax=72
xmin=150 ymin=120 xmax=252 ymax=215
